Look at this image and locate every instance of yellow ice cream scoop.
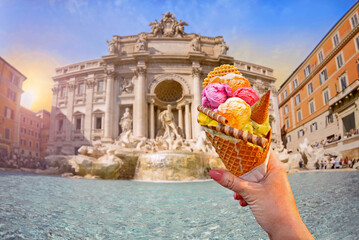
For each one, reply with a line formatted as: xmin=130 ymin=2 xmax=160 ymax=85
xmin=197 ymin=112 xmax=218 ymax=127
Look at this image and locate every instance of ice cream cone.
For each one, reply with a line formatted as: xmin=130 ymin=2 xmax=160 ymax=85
xmin=251 ymin=90 xmax=270 ymax=124
xmin=204 ymin=127 xmax=271 ymax=178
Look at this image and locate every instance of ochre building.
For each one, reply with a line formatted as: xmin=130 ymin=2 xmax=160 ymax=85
xmin=278 ymin=3 xmax=359 ymax=158
xmin=0 ymin=57 xmax=26 ymax=157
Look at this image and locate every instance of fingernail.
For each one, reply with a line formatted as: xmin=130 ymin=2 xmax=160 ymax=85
xmin=234 ymin=192 xmax=240 ymax=200
xmin=209 ymin=169 xmax=224 ymax=182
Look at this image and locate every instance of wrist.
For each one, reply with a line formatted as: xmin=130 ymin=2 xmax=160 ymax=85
xmin=268 ymin=215 xmax=313 ymax=240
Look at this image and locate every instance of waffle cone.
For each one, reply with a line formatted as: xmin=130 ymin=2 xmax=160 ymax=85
xmin=204 ymin=128 xmax=271 ymax=177
xmin=251 ymin=90 xmax=270 ymax=124
xmin=203 ymin=64 xmax=241 ymax=88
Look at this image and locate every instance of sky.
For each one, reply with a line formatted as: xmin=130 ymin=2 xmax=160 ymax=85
xmin=1 ymin=0 xmax=357 ymax=112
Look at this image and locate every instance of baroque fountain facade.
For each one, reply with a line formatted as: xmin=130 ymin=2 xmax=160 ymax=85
xmin=45 ymin=12 xmax=284 ymax=180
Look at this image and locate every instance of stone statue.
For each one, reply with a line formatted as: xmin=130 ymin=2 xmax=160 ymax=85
xmin=190 ymin=35 xmax=201 ymax=52
xmin=119 ymin=108 xmax=132 ymax=133
xmin=219 ymin=38 xmax=229 ymax=55
xmin=106 ymin=36 xmax=119 ymax=55
xmin=174 ymin=19 xmax=188 ymax=37
xmin=158 ymin=105 xmax=182 ymax=139
xmin=136 ymin=33 xmax=147 ymax=51
xmin=149 ymin=19 xmax=162 ymax=37
xmin=120 ymin=78 xmax=134 ymax=94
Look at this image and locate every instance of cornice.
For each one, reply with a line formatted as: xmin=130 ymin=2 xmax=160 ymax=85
xmin=279 ymin=24 xmax=359 ymax=108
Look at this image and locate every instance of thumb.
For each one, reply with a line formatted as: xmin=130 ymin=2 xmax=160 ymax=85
xmin=209 ymin=169 xmax=251 ymax=195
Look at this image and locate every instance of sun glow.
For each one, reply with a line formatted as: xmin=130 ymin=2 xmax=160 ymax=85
xmin=20 ymin=91 xmax=36 ymax=109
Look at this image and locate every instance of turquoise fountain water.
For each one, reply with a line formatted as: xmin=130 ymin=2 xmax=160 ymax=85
xmin=0 ymin=171 xmax=358 ymax=239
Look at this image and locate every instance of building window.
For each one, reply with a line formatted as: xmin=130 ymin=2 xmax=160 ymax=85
xmin=326 ymin=113 xmax=334 ymax=126
xmin=4 ymin=107 xmax=14 ymax=119
xmin=36 ymin=142 xmax=39 ymax=149
xmin=323 ymin=88 xmax=330 ymax=105
xmin=77 ymin=83 xmax=85 ymax=95
xmin=319 ymin=68 xmax=328 ymax=85
xmin=355 ymin=35 xmax=359 ymax=52
xmin=58 ymin=119 xmax=64 ymax=132
xmin=333 ymin=33 xmax=340 ymax=47
xmin=342 ymin=112 xmax=355 ymax=136
xmin=29 ymin=141 xmax=32 ymax=147
xmin=295 ymin=94 xmax=301 ymax=105
xmin=351 ymin=13 xmax=359 ymax=29
xmin=339 ymin=74 xmax=348 ymax=91
xmin=284 ymin=104 xmax=289 ymax=114
xmin=97 ymin=80 xmax=104 ymax=92
xmin=96 ymin=116 xmax=102 ymax=129
xmin=297 ymin=129 xmax=305 ymax=138
xmin=336 ymin=53 xmax=344 ymax=69
xmin=285 ymin=118 xmax=290 ymax=128
xmin=23 ymin=117 xmax=26 ymax=122
xmin=262 ymin=69 xmax=266 ymax=75
xmin=309 ymin=100 xmax=315 ymax=114
xmin=297 ymin=109 xmax=302 ymax=122
xmin=307 ymin=82 xmax=313 ymax=95
xmin=293 ymin=78 xmax=298 ymax=89
xmin=75 ymin=117 xmax=82 ymax=130
xmin=310 ymin=122 xmax=318 ymax=132
xmin=318 ymin=50 xmax=324 ymax=63
xmin=247 ymin=66 xmax=251 ymax=71
xmin=304 ymin=65 xmax=311 ymax=78
xmin=30 ymin=120 xmax=33 ymax=125
xmin=282 ymin=90 xmax=287 ymax=99
xmin=60 ymin=86 xmax=66 ymax=98
xmin=5 ymin=128 xmax=10 ymax=140
xmin=7 ymin=88 xmax=16 ymax=102
xmin=286 ymin=135 xmax=291 ymax=143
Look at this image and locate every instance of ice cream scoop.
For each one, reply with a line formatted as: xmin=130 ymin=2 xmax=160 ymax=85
xmin=233 ymin=87 xmax=260 ymax=106
xmin=209 ymin=73 xmax=250 ymax=92
xmin=217 ymin=97 xmax=251 ymax=130
xmin=202 ymin=83 xmax=233 ymax=112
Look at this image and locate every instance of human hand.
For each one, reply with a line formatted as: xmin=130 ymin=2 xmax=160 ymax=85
xmin=209 ymin=149 xmax=314 ymax=240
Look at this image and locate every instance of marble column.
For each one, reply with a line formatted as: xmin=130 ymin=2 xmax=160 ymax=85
xmin=185 ymin=101 xmax=191 ymax=139
xmin=133 ymin=66 xmax=147 ymax=137
xmin=156 ymin=108 xmax=161 ymax=135
xmin=150 ymin=99 xmax=155 ymax=139
xmin=103 ymin=70 xmax=115 ymax=142
xmin=65 ymin=79 xmax=75 ymax=142
xmin=84 ymin=77 xmax=94 ymax=141
xmin=177 ymin=105 xmax=184 ymax=131
xmin=191 ymin=65 xmax=202 ymax=139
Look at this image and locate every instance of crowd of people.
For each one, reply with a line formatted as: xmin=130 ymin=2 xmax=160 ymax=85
xmin=310 ymin=128 xmax=359 ymax=148
xmin=298 ymin=156 xmax=357 ymax=170
xmin=0 ymin=153 xmax=47 ymax=170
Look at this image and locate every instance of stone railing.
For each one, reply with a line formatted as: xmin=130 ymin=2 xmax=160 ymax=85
xmin=55 ymin=59 xmax=104 ymax=76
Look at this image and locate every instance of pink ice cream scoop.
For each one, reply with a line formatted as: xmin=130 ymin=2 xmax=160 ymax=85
xmin=202 ymin=83 xmax=233 ymax=112
xmin=233 ymin=87 xmax=260 ymax=106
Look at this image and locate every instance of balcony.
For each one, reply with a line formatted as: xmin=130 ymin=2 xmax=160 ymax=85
xmin=329 ymin=79 xmax=359 ymax=108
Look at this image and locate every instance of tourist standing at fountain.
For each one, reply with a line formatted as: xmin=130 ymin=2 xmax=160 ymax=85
xmin=208 ymin=150 xmax=314 ymax=239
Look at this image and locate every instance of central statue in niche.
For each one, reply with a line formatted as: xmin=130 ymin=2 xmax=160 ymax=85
xmin=157 ymin=105 xmax=184 ymax=141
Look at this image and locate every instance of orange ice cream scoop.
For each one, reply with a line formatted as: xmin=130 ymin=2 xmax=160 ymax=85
xmin=209 ymin=73 xmax=250 ymax=92
xmin=217 ymin=97 xmax=251 ymax=129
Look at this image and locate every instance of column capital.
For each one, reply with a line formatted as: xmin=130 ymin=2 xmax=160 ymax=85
xmin=52 ymin=86 xmax=59 ymax=94
xmin=86 ymin=80 xmax=95 ymax=89
xmin=134 ymin=66 xmax=147 ymax=77
xmin=192 ymin=66 xmax=202 ymax=78
xmin=67 ymin=83 xmax=75 ymax=92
